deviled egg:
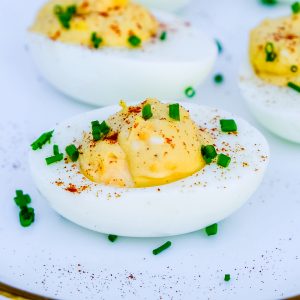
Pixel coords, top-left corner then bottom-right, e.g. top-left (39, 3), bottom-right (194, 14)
top-left (239, 6), bottom-right (300, 143)
top-left (28, 0), bottom-right (217, 106)
top-left (29, 99), bottom-right (269, 237)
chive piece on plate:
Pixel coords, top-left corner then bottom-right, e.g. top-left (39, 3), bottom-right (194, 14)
top-left (217, 154), bottom-right (231, 168)
top-left (19, 206), bottom-right (35, 227)
top-left (287, 81), bottom-right (300, 93)
top-left (66, 144), bottom-right (79, 162)
top-left (220, 119), bottom-right (237, 132)
top-left (128, 35), bottom-right (141, 47)
top-left (142, 104), bottom-right (153, 120)
top-left (14, 190), bottom-right (31, 209)
top-left (292, 2), bottom-right (300, 14)
top-left (224, 274), bottom-right (231, 282)
top-left (53, 144), bottom-right (60, 156)
top-left (31, 130), bottom-right (54, 150)
top-left (185, 86), bottom-right (196, 98)
top-left (108, 234), bottom-right (118, 242)
top-left (214, 74), bottom-right (224, 84)
top-left (215, 39), bottom-right (223, 54)
top-left (205, 223), bottom-right (218, 236)
top-left (45, 153), bottom-right (64, 165)
top-left (152, 241), bottom-right (172, 255)
top-left (169, 103), bottom-right (180, 121)
top-left (201, 145), bottom-right (217, 164)
top-left (160, 31), bottom-right (167, 41)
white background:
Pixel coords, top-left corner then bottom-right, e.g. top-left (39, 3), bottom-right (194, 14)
top-left (0, 0), bottom-right (299, 299)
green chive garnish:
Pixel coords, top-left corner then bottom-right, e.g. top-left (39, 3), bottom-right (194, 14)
top-left (142, 104), bottom-right (153, 120)
top-left (66, 144), bottom-right (79, 162)
top-left (19, 206), bottom-right (35, 227)
top-left (14, 190), bottom-right (31, 209)
top-left (31, 130), bottom-right (54, 150)
top-left (169, 103), bottom-right (180, 121)
top-left (215, 39), bottom-right (223, 54)
top-left (291, 65), bottom-right (298, 73)
top-left (224, 274), bottom-right (231, 282)
top-left (45, 145), bottom-right (64, 165)
top-left (201, 145), bottom-right (217, 164)
top-left (91, 120), bottom-right (110, 141)
top-left (108, 234), bottom-right (118, 242)
top-left (217, 154), bottom-right (231, 168)
top-left (214, 74), bottom-right (224, 84)
top-left (128, 35), bottom-right (141, 47)
top-left (205, 223), bottom-right (218, 236)
top-left (261, 0), bottom-right (277, 5)
top-left (91, 32), bottom-right (103, 49)
top-left (220, 119), bottom-right (237, 132)
top-left (53, 144), bottom-right (59, 155)
top-left (185, 86), bottom-right (196, 98)
top-left (152, 241), bottom-right (172, 255)
top-left (160, 31), bottom-right (167, 41)
top-left (54, 5), bottom-right (77, 29)
top-left (265, 42), bottom-right (277, 62)
top-left (287, 81), bottom-right (300, 93)
top-left (292, 2), bottom-right (300, 13)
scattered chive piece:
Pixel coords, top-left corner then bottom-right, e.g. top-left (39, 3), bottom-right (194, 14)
top-left (54, 4), bottom-right (77, 29)
top-left (265, 42), bottom-right (277, 62)
top-left (66, 144), bottom-right (79, 162)
top-left (169, 103), bottom-right (180, 121)
top-left (108, 234), bottom-right (118, 242)
top-left (217, 154), bottom-right (231, 168)
top-left (91, 32), bottom-right (103, 49)
top-left (205, 223), bottom-right (218, 236)
top-left (185, 86), bottom-right (196, 98)
top-left (287, 81), bottom-right (300, 93)
top-left (224, 274), bottom-right (231, 282)
top-left (220, 119), bottom-right (237, 132)
top-left (31, 130), bottom-right (54, 150)
top-left (53, 144), bottom-right (59, 156)
top-left (261, 0), bottom-right (277, 5)
top-left (45, 153), bottom-right (64, 165)
top-left (142, 104), bottom-right (153, 120)
top-left (19, 206), bottom-right (35, 227)
top-left (91, 120), bottom-right (110, 141)
top-left (128, 35), bottom-right (141, 47)
top-left (215, 39), bottom-right (223, 54)
top-left (291, 65), bottom-right (298, 73)
top-left (292, 2), bottom-right (300, 13)
top-left (14, 190), bottom-right (31, 209)
top-left (160, 31), bottom-right (167, 41)
top-left (214, 74), bottom-right (224, 84)
top-left (201, 145), bottom-right (217, 164)
top-left (152, 241), bottom-right (172, 255)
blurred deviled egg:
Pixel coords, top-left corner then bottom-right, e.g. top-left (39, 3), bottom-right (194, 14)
top-left (29, 99), bottom-right (269, 237)
top-left (239, 4), bottom-right (300, 143)
top-left (28, 0), bottom-right (217, 106)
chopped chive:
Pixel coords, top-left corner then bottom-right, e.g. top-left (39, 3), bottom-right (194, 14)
top-left (54, 4), bottom-right (77, 29)
top-left (45, 153), bottom-right (64, 165)
top-left (217, 154), bottom-right (231, 168)
top-left (66, 144), bottom-right (79, 162)
top-left (91, 120), bottom-right (110, 141)
top-left (287, 81), bottom-right (300, 93)
top-left (292, 2), bottom-right (300, 13)
top-left (215, 39), bottom-right (223, 54)
top-left (160, 31), bottom-right (167, 41)
top-left (214, 74), bottom-right (224, 84)
top-left (19, 206), bottom-right (35, 227)
top-left (205, 223), bottom-right (218, 236)
top-left (142, 104), bottom-right (153, 120)
top-left (91, 32), bottom-right (103, 49)
top-left (201, 145), bottom-right (217, 164)
top-left (224, 274), bottom-right (231, 282)
top-left (108, 234), bottom-right (118, 242)
top-left (261, 0), bottom-right (277, 5)
top-left (265, 42), bottom-right (277, 62)
top-left (185, 86), bottom-right (196, 98)
top-left (14, 190), bottom-right (31, 209)
top-left (128, 35), bottom-right (141, 47)
top-left (152, 241), bottom-right (172, 255)
top-left (99, 121), bottom-right (110, 135)
top-left (169, 103), bottom-right (180, 121)
top-left (53, 144), bottom-right (59, 155)
top-left (220, 119), bottom-right (237, 132)
top-left (291, 65), bottom-right (298, 73)
top-left (31, 130), bottom-right (54, 150)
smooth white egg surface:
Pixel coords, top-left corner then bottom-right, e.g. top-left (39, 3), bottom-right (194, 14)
top-left (27, 11), bottom-right (217, 106)
top-left (29, 102), bottom-right (269, 237)
top-left (239, 60), bottom-right (300, 144)
top-left (134, 0), bottom-right (190, 12)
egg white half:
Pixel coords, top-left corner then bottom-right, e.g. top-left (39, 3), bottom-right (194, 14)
top-left (134, 0), bottom-right (190, 12)
top-left (29, 103), bottom-right (269, 237)
top-left (27, 11), bottom-right (217, 106)
top-left (239, 60), bottom-right (300, 144)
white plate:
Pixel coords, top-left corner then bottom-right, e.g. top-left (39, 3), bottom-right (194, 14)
top-left (0, 0), bottom-right (299, 299)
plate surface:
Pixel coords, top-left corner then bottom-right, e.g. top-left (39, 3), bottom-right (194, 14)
top-left (0, 0), bottom-right (299, 299)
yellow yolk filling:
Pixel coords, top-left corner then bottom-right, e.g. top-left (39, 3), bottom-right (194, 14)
top-left (250, 14), bottom-right (300, 86)
top-left (79, 99), bottom-right (213, 188)
top-left (30, 0), bottom-right (158, 48)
